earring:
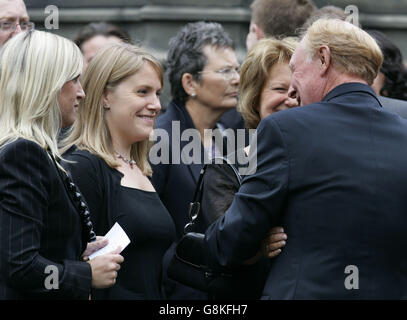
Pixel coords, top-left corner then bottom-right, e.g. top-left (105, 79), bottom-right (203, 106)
top-left (103, 104), bottom-right (110, 110)
top-left (191, 92), bottom-right (196, 98)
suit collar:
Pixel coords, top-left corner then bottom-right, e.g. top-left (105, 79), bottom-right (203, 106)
top-left (322, 82), bottom-right (383, 107)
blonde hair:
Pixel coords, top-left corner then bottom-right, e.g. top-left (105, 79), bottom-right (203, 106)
top-left (62, 43), bottom-right (163, 176)
top-left (0, 30), bottom-right (83, 159)
top-left (238, 37), bottom-right (297, 129)
top-left (304, 19), bottom-right (383, 85)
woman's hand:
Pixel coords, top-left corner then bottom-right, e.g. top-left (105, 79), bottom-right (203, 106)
top-left (261, 227), bottom-right (287, 258)
top-left (82, 236), bottom-right (109, 261)
top-left (87, 247), bottom-right (124, 289)
top-left (243, 227), bottom-right (287, 265)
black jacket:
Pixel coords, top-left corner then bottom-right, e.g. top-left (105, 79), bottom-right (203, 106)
top-left (0, 139), bottom-right (91, 300)
top-left (379, 96), bottom-right (407, 119)
top-left (206, 83), bottom-right (407, 299)
top-left (63, 148), bottom-right (123, 238)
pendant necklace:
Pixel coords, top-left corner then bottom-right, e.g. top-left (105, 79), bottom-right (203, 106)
top-left (116, 152), bottom-right (136, 169)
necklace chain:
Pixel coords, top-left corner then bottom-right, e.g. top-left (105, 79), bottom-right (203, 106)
top-left (116, 152), bottom-right (136, 169)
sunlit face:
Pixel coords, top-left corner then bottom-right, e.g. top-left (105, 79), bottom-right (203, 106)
top-left (193, 45), bottom-right (240, 111)
top-left (104, 62), bottom-right (162, 146)
top-left (288, 39), bottom-right (325, 106)
top-left (58, 77), bottom-right (85, 128)
top-left (258, 62), bottom-right (298, 119)
top-left (0, 0), bottom-right (29, 46)
top-left (81, 35), bottom-right (123, 71)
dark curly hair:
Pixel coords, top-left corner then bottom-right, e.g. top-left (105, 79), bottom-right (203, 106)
top-left (166, 21), bottom-right (234, 103)
top-left (367, 30), bottom-right (407, 101)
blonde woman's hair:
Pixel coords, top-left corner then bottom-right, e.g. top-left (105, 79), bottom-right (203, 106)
top-left (303, 19), bottom-right (383, 85)
top-left (0, 30), bottom-right (83, 159)
top-left (62, 43), bottom-right (163, 176)
top-left (238, 37), bottom-right (297, 129)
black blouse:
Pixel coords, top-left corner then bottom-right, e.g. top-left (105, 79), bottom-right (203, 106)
top-left (111, 187), bottom-right (175, 299)
top-left (63, 148), bottom-right (176, 300)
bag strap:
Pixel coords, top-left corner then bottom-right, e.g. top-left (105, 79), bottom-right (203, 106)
top-left (184, 157), bottom-right (242, 233)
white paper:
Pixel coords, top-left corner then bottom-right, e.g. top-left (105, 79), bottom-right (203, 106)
top-left (89, 222), bottom-right (131, 260)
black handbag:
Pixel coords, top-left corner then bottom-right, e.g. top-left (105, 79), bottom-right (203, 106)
top-left (167, 157), bottom-right (242, 296)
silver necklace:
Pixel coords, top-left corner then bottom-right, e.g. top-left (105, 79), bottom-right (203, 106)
top-left (116, 152), bottom-right (136, 169)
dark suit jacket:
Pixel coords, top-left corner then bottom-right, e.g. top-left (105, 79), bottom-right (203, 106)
top-left (205, 83), bottom-right (407, 299)
top-left (0, 139), bottom-right (92, 300)
top-left (379, 96), bottom-right (407, 119)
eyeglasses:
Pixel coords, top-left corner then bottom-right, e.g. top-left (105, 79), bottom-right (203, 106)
top-left (198, 67), bottom-right (240, 81)
top-left (0, 21), bottom-right (35, 32)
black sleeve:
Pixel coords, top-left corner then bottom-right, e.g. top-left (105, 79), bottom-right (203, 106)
top-left (63, 152), bottom-right (105, 236)
top-left (0, 139), bottom-right (91, 299)
top-left (205, 117), bottom-right (289, 266)
top-left (199, 164), bottom-right (240, 231)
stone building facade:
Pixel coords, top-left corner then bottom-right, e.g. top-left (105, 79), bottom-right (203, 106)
top-left (25, 0), bottom-right (407, 106)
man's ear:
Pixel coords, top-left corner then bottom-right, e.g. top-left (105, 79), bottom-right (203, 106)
top-left (181, 73), bottom-right (197, 97)
top-left (318, 45), bottom-right (331, 76)
top-left (253, 23), bottom-right (264, 41)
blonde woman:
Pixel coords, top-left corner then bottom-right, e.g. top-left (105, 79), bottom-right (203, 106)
top-left (0, 31), bottom-right (123, 300)
top-left (62, 43), bottom-right (176, 300)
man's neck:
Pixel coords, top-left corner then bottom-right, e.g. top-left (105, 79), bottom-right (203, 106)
top-left (323, 71), bottom-right (369, 98)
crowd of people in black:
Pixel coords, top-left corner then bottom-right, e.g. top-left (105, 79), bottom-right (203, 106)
top-left (1, 0), bottom-right (407, 300)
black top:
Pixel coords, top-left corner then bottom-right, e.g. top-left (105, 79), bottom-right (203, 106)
top-left (0, 139), bottom-right (92, 300)
top-left (111, 186), bottom-right (175, 299)
top-left (63, 149), bottom-right (176, 300)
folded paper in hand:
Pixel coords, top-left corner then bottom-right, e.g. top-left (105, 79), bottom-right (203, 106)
top-left (89, 222), bottom-right (130, 260)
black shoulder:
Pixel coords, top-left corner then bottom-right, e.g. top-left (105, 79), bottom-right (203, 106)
top-left (0, 138), bottom-right (50, 163)
top-left (62, 148), bottom-right (101, 174)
